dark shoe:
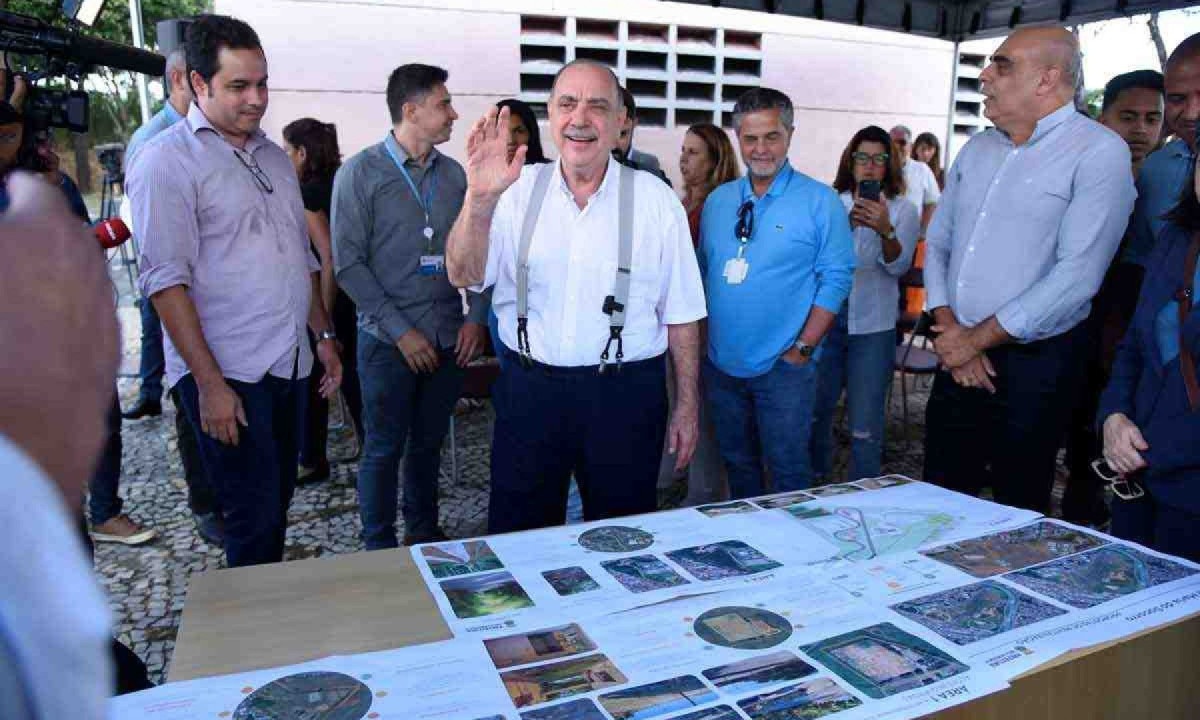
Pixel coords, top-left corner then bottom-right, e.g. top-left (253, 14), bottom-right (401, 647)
top-left (296, 459), bottom-right (331, 486)
top-left (121, 398), bottom-right (162, 420)
top-left (403, 529), bottom-right (449, 546)
top-left (194, 512), bottom-right (224, 547)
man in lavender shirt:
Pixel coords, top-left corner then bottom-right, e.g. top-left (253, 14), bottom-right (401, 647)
top-left (126, 14), bottom-right (342, 568)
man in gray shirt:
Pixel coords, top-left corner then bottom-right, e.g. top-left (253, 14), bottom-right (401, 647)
top-left (332, 64), bottom-right (488, 549)
top-left (923, 27), bottom-right (1136, 514)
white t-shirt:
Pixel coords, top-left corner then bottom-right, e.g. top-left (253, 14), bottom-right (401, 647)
top-left (478, 157), bottom-right (707, 367)
top-left (902, 159), bottom-right (941, 215)
top-left (0, 434), bottom-right (112, 720)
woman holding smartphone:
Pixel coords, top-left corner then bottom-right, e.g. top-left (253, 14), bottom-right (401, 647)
top-left (811, 126), bottom-right (919, 482)
top-left (1098, 157), bottom-right (1200, 562)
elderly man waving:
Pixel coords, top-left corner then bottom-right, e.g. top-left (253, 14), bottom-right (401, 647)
top-left (446, 60), bottom-right (707, 533)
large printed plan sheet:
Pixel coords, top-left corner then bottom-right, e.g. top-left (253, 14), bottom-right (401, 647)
top-left (409, 479), bottom-right (1041, 636)
top-left (111, 478), bottom-right (1200, 720)
top-left (469, 573), bottom-right (1007, 720)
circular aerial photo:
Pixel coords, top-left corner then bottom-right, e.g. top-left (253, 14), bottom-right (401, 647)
top-left (577, 525), bottom-right (654, 553)
top-left (693, 606), bottom-right (794, 650)
top-left (233, 671), bottom-right (373, 720)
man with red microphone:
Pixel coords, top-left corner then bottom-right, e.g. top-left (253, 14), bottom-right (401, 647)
top-left (0, 103), bottom-right (159, 544)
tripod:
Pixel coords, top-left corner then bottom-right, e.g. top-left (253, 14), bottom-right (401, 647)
top-left (98, 168), bottom-right (138, 294)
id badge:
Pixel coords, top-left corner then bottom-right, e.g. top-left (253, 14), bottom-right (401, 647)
top-left (419, 254), bottom-right (446, 276)
top-left (723, 257), bottom-right (749, 285)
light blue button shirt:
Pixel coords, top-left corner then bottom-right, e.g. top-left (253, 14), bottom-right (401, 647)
top-left (124, 101), bottom-right (184, 173)
top-left (924, 103), bottom-right (1137, 342)
top-left (1125, 138), bottom-right (1194, 267)
top-left (699, 162), bottom-right (856, 378)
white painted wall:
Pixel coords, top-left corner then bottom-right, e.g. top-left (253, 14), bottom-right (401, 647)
top-left (214, 0), bottom-right (955, 185)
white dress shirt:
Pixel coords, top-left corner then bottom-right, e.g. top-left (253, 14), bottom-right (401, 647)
top-left (924, 103), bottom-right (1137, 342)
top-left (0, 434), bottom-right (111, 720)
top-left (838, 192), bottom-right (920, 335)
top-left (478, 157), bottom-right (707, 367)
top-left (901, 159), bottom-right (941, 214)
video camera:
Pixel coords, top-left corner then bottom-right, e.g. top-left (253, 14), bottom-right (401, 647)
top-left (0, 0), bottom-right (164, 134)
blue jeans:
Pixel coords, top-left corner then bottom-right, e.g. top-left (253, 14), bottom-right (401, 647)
top-left (704, 356), bottom-right (817, 498)
top-left (137, 297), bottom-right (165, 403)
top-left (87, 395), bottom-right (124, 525)
top-left (356, 331), bottom-right (463, 549)
top-left (811, 320), bottom-right (895, 482)
top-left (176, 373), bottom-right (303, 567)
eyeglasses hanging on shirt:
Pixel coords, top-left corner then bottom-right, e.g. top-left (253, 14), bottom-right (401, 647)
top-left (724, 199), bottom-right (755, 285)
top-left (232, 147), bottom-right (274, 194)
top-left (384, 132), bottom-right (444, 277)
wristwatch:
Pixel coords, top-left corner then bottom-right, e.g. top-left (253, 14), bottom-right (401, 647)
top-left (883, 228), bottom-right (897, 241)
top-left (793, 341), bottom-right (815, 359)
top-left (318, 330), bottom-right (337, 343)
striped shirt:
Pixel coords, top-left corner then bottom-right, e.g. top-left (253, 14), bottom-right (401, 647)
top-left (127, 103), bottom-right (319, 388)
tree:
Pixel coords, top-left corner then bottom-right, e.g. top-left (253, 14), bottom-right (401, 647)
top-left (1147, 13), bottom-right (1168, 70)
top-left (1083, 88), bottom-right (1104, 118)
top-left (1145, 9), bottom-right (1200, 71)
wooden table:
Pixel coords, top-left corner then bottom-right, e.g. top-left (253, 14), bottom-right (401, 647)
top-left (171, 547), bottom-right (1200, 719)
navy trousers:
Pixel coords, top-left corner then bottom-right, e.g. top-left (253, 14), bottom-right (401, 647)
top-left (176, 373), bottom-right (303, 567)
top-left (87, 395), bottom-right (124, 525)
top-left (488, 350), bottom-right (669, 534)
top-left (1112, 490), bottom-right (1200, 563)
top-left (924, 322), bottom-right (1089, 514)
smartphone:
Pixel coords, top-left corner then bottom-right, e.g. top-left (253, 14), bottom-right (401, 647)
top-left (858, 180), bottom-right (881, 202)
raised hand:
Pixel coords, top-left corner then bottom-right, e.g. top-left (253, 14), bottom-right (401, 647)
top-left (465, 105), bottom-right (526, 199)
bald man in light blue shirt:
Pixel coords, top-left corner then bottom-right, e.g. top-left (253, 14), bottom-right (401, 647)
top-left (923, 28), bottom-right (1136, 514)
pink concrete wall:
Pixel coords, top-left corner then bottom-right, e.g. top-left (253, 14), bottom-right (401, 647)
top-left (217, 0), bottom-right (521, 165)
top-left (215, 0), bottom-right (953, 186)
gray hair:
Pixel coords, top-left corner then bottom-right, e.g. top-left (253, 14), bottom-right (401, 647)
top-left (550, 59), bottom-right (621, 106)
top-left (166, 49), bottom-right (187, 74)
top-left (731, 87), bottom-right (794, 131)
top-left (890, 124), bottom-right (912, 140)
top-left (1064, 49), bottom-right (1083, 92)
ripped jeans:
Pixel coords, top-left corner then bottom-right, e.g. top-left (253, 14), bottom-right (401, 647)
top-left (810, 316), bottom-right (895, 482)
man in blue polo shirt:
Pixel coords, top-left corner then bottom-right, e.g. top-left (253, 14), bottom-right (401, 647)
top-left (698, 87), bottom-right (855, 498)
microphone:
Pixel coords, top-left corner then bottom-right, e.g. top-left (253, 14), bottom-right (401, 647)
top-left (93, 217), bottom-right (131, 249)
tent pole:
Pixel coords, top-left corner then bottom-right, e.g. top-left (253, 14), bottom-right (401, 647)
top-left (944, 38), bottom-right (960, 165)
top-left (129, 0), bottom-right (152, 126)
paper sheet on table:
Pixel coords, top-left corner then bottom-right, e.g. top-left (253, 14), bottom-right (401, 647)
top-left (107, 643), bottom-right (518, 720)
top-left (889, 518), bottom-right (1200, 680)
top-left (470, 572), bottom-right (1009, 720)
top-left (409, 502), bottom-right (838, 635)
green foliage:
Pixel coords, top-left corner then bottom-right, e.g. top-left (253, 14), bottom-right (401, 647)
top-left (3, 0), bottom-right (208, 141)
top-left (1083, 88), bottom-right (1104, 119)
top-left (3, 0), bottom-right (210, 47)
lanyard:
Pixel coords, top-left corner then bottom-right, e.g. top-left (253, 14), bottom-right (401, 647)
top-left (384, 133), bottom-right (439, 252)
